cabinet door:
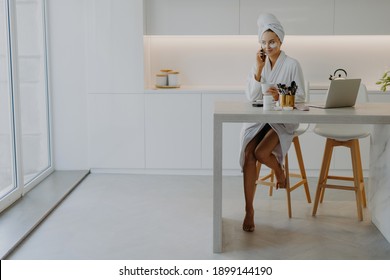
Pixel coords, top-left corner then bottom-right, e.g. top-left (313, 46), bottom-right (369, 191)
top-left (287, 130), bottom-right (328, 172)
top-left (239, 0), bottom-right (334, 35)
top-left (202, 93), bottom-right (247, 170)
top-left (368, 94), bottom-right (390, 103)
top-left (145, 0), bottom-right (239, 35)
top-left (88, 94), bottom-right (145, 169)
top-left (145, 94), bottom-right (201, 169)
top-left (333, 136), bottom-right (370, 175)
top-left (334, 0), bottom-right (390, 35)
top-left (86, 0), bottom-right (144, 93)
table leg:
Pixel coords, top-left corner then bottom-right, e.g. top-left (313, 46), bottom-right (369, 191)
top-left (213, 117), bottom-right (223, 253)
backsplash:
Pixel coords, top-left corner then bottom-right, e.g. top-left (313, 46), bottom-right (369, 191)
top-left (144, 35), bottom-right (390, 91)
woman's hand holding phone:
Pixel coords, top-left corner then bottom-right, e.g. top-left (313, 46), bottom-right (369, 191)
top-left (260, 48), bottom-right (266, 61)
top-left (255, 48), bottom-right (266, 81)
top-left (257, 48), bottom-right (266, 63)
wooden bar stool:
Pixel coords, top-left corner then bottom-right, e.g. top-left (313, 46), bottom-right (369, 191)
top-left (256, 125), bottom-right (312, 218)
top-left (311, 137), bottom-right (368, 220)
top-left (312, 84), bottom-right (370, 221)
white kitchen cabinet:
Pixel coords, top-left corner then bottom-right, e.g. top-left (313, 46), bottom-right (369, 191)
top-left (287, 130), bottom-right (327, 172)
top-left (334, 0), bottom-right (390, 35)
top-left (333, 136), bottom-right (370, 172)
top-left (86, 0), bottom-right (144, 93)
top-left (201, 93), bottom-right (246, 170)
top-left (367, 93), bottom-right (390, 103)
top-left (88, 94), bottom-right (145, 169)
top-left (145, 93), bottom-right (201, 169)
top-left (144, 0), bottom-right (239, 35)
top-left (144, 0), bottom-right (390, 36)
top-left (239, 0), bottom-right (334, 35)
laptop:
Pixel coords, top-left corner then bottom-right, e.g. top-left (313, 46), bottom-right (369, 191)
top-left (309, 79), bottom-right (361, 109)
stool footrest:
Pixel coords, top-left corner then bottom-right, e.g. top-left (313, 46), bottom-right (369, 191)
top-left (255, 180), bottom-right (275, 187)
top-left (327, 175), bottom-right (354, 182)
top-left (259, 174), bottom-right (274, 181)
top-left (289, 173), bottom-right (303, 179)
top-left (319, 184), bottom-right (356, 191)
top-left (290, 180), bottom-right (307, 192)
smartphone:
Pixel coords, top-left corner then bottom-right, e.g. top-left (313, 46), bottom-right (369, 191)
top-left (260, 48), bottom-right (266, 62)
top-left (252, 101), bottom-right (263, 107)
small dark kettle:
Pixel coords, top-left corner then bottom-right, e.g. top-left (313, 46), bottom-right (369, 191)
top-left (329, 69), bottom-right (347, 80)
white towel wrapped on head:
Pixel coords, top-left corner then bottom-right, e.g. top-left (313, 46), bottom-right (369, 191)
top-left (257, 13), bottom-right (285, 43)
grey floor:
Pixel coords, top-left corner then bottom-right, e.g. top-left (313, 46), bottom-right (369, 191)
top-left (5, 173), bottom-right (390, 259)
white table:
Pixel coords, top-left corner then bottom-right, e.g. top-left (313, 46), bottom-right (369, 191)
top-left (213, 101), bottom-right (390, 253)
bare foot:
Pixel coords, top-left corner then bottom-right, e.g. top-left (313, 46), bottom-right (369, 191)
top-left (275, 165), bottom-right (286, 189)
top-left (242, 210), bottom-right (255, 232)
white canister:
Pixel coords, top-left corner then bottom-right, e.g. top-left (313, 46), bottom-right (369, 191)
top-left (261, 83), bottom-right (275, 110)
top-left (263, 94), bottom-right (274, 111)
top-left (156, 74), bottom-right (168, 86)
top-left (168, 71), bottom-right (180, 87)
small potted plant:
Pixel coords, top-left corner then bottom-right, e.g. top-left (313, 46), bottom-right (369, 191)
top-left (376, 71), bottom-right (390, 92)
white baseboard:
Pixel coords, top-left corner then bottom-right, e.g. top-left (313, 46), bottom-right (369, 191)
top-left (90, 168), bottom-right (369, 178)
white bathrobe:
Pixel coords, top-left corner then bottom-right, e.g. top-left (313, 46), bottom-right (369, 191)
top-left (239, 51), bottom-right (305, 168)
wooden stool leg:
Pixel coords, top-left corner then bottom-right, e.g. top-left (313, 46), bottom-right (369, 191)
top-left (256, 161), bottom-right (275, 196)
top-left (313, 138), bottom-right (334, 216)
top-left (285, 154), bottom-right (292, 218)
top-left (351, 140), bottom-right (363, 221)
top-left (293, 136), bottom-right (311, 203)
top-left (361, 185), bottom-right (367, 208)
top-left (355, 140), bottom-right (367, 208)
top-left (269, 170), bottom-right (274, 196)
top-left (319, 139), bottom-right (334, 203)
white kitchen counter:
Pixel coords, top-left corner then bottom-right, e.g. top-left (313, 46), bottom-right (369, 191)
top-left (213, 101), bottom-right (390, 253)
top-left (144, 85), bottom-right (246, 94)
top-left (144, 85), bottom-right (386, 95)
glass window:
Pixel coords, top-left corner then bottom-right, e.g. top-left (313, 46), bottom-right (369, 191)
top-left (0, 0), bottom-right (52, 212)
top-left (0, 0), bottom-right (16, 198)
top-left (15, 0), bottom-right (51, 186)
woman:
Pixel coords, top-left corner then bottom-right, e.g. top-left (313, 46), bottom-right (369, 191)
top-left (240, 13), bottom-right (305, 232)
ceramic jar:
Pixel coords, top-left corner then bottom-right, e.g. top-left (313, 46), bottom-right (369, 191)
top-left (156, 74), bottom-right (168, 86)
top-left (168, 71), bottom-right (180, 87)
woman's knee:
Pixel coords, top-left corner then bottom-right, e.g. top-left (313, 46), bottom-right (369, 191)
top-left (244, 149), bottom-right (257, 165)
top-left (254, 146), bottom-right (268, 163)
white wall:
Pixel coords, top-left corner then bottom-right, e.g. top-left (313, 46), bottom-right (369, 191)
top-left (146, 35), bottom-right (390, 91)
top-left (47, 0), bottom-right (88, 169)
